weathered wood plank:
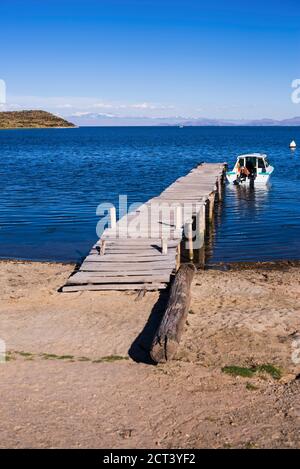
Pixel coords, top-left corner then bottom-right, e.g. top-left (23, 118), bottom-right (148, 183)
top-left (94, 240), bottom-right (180, 248)
top-left (90, 248), bottom-right (177, 256)
top-left (66, 274), bottom-right (171, 285)
top-left (63, 283), bottom-right (167, 292)
top-left (69, 269), bottom-right (172, 277)
top-left (80, 261), bottom-right (176, 272)
top-left (85, 253), bottom-right (175, 263)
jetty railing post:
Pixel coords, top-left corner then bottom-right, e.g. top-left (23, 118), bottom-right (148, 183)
top-left (200, 203), bottom-right (206, 246)
top-left (175, 205), bottom-right (182, 230)
top-left (193, 204), bottom-right (206, 267)
top-left (218, 176), bottom-right (222, 201)
top-left (208, 193), bottom-right (215, 222)
top-left (223, 164), bottom-right (228, 182)
top-left (176, 243), bottom-right (181, 271)
top-left (185, 218), bottom-right (194, 261)
top-left (175, 206), bottom-right (182, 270)
top-left (109, 206), bottom-right (117, 230)
top-left (161, 236), bottom-right (168, 255)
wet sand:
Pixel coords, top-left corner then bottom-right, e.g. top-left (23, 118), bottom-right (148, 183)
top-left (0, 260), bottom-right (300, 448)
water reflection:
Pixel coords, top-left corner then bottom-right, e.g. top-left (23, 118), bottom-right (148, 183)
top-left (230, 185), bottom-right (270, 231)
top-left (210, 177), bottom-right (300, 263)
top-left (226, 183), bottom-right (270, 206)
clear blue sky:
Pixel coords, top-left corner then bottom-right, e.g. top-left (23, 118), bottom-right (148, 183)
top-left (0, 0), bottom-right (299, 121)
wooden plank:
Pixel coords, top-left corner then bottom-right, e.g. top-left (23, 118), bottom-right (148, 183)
top-left (66, 274), bottom-right (171, 285)
top-left (63, 283), bottom-right (167, 292)
top-left (80, 261), bottom-right (176, 272)
top-left (69, 269), bottom-right (172, 277)
top-left (95, 239), bottom-right (180, 247)
top-left (101, 230), bottom-right (182, 238)
top-left (92, 247), bottom-right (179, 253)
top-left (90, 248), bottom-right (177, 255)
top-left (84, 254), bottom-right (176, 262)
top-left (157, 198), bottom-right (209, 202)
top-left (95, 246), bottom-right (178, 252)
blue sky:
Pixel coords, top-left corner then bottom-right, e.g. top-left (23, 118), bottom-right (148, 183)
top-left (0, 0), bottom-right (299, 122)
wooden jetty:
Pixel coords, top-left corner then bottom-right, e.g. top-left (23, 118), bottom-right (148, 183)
top-left (62, 162), bottom-right (226, 292)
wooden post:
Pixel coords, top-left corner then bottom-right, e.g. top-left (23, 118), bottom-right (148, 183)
top-left (109, 206), bottom-right (117, 230)
top-left (223, 165), bottom-right (227, 182)
top-left (193, 204), bottom-right (206, 267)
top-left (209, 193), bottom-right (215, 221)
top-left (218, 176), bottom-right (222, 201)
top-left (161, 236), bottom-right (168, 255)
top-left (175, 205), bottom-right (182, 230)
top-left (197, 246), bottom-right (206, 268)
top-left (185, 218), bottom-right (193, 261)
top-left (150, 264), bottom-right (196, 363)
top-left (176, 243), bottom-right (181, 271)
top-left (197, 203), bottom-right (206, 249)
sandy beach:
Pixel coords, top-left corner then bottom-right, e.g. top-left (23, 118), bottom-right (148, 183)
top-left (0, 259), bottom-right (300, 448)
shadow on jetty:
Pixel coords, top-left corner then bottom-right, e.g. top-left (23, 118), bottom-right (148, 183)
top-left (128, 289), bottom-right (169, 365)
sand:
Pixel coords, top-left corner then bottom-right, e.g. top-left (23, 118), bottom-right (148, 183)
top-left (0, 259), bottom-right (300, 448)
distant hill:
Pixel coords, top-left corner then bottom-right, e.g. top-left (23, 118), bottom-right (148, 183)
top-left (68, 112), bottom-right (300, 127)
top-left (179, 116), bottom-right (300, 127)
top-left (0, 110), bottom-right (75, 129)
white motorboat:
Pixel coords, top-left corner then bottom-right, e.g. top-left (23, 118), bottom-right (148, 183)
top-left (226, 153), bottom-right (274, 185)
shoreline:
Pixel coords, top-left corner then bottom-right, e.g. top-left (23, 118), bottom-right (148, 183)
top-left (0, 258), bottom-right (76, 266)
top-left (207, 259), bottom-right (300, 270)
top-left (0, 126), bottom-right (78, 130)
top-left (1, 257), bottom-right (300, 270)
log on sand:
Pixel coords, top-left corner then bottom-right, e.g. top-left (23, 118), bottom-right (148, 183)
top-left (150, 263), bottom-right (196, 363)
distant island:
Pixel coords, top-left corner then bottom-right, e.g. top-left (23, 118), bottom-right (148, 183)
top-left (0, 110), bottom-right (75, 129)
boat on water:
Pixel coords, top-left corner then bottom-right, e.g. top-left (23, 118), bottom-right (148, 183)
top-left (226, 153), bottom-right (274, 185)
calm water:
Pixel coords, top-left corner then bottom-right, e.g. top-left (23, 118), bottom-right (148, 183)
top-left (0, 126), bottom-right (299, 263)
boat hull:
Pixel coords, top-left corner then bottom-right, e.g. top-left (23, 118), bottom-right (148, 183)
top-left (226, 168), bottom-right (274, 185)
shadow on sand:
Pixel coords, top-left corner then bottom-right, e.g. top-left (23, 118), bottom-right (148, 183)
top-left (128, 289), bottom-right (169, 365)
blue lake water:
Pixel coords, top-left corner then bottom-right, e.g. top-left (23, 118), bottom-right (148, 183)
top-left (0, 126), bottom-right (299, 263)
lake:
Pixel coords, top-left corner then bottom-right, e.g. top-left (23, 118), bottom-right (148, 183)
top-left (0, 126), bottom-right (299, 264)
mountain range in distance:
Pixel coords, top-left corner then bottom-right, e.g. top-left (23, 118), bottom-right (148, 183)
top-left (177, 116), bottom-right (300, 127)
top-left (1, 110), bottom-right (300, 128)
top-left (68, 113), bottom-right (300, 127)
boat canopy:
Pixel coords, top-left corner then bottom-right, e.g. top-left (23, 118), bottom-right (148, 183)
top-left (235, 154), bottom-right (270, 171)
